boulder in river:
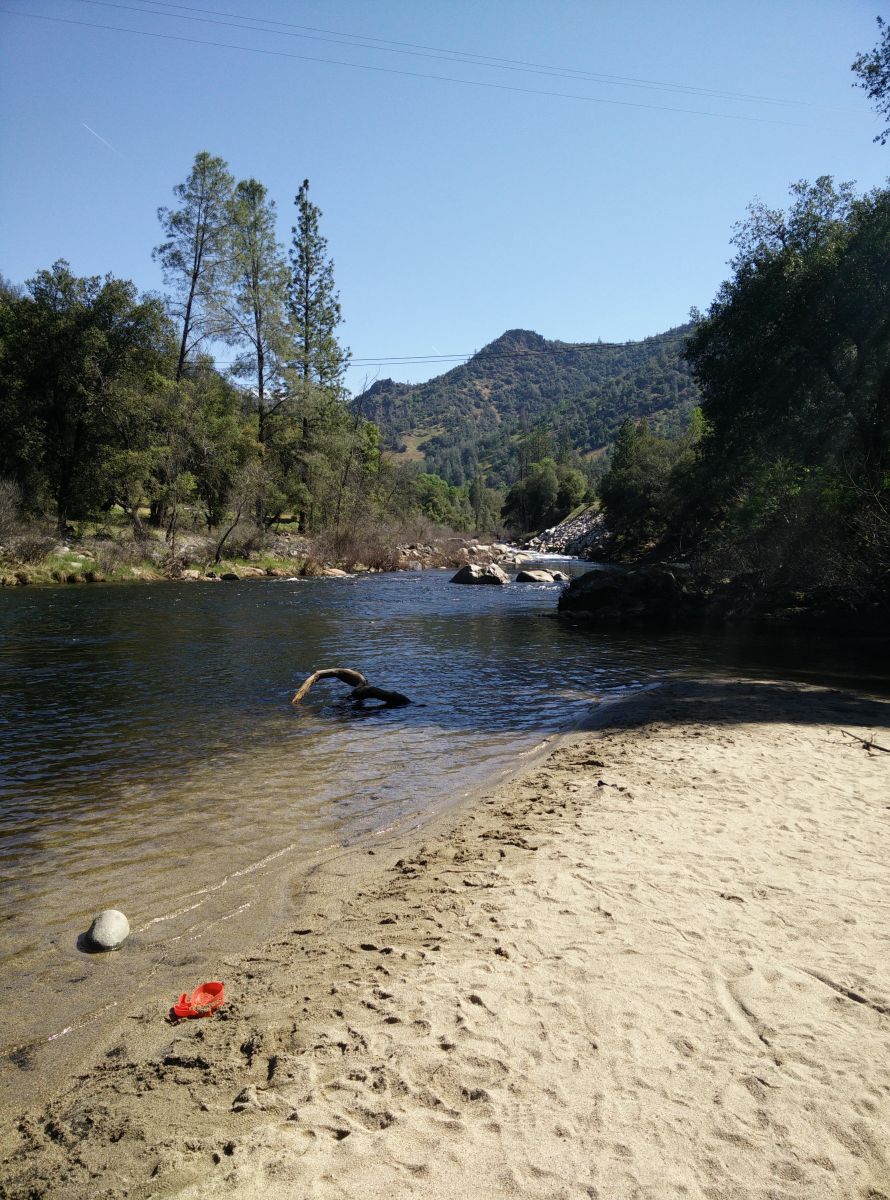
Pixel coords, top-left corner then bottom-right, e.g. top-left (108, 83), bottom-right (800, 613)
top-left (450, 563), bottom-right (510, 586)
top-left (515, 569), bottom-right (555, 583)
top-left (557, 564), bottom-right (684, 624)
top-left (86, 909), bottom-right (130, 951)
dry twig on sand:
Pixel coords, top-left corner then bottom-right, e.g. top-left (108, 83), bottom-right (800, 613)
top-left (839, 728), bottom-right (890, 754)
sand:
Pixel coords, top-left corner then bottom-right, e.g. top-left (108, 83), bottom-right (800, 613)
top-left (2, 677), bottom-right (889, 1199)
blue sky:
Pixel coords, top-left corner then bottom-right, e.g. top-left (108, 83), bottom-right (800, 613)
top-left (1, 0), bottom-right (887, 395)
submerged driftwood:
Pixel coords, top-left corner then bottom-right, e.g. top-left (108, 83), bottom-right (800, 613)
top-left (292, 667), bottom-right (411, 708)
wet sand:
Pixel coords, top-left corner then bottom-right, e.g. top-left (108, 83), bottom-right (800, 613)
top-left (2, 678), bottom-right (889, 1199)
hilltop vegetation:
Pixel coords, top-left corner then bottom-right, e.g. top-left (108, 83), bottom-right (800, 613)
top-left (357, 325), bottom-right (700, 487)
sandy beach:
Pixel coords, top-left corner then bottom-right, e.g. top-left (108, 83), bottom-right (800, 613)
top-left (2, 677), bottom-right (889, 1199)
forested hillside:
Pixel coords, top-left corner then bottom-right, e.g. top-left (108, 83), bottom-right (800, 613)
top-left (355, 325), bottom-right (700, 485)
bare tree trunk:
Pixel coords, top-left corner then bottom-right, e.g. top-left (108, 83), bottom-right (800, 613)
top-left (176, 230), bottom-right (205, 382)
top-left (214, 499), bottom-right (245, 564)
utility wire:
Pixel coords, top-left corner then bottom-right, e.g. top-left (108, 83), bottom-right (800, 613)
top-left (2, 8), bottom-right (800, 126)
top-left (74, 0), bottom-right (820, 110)
top-left (206, 341), bottom-right (671, 368)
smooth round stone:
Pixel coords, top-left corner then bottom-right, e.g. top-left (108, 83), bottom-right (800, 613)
top-left (87, 909), bottom-right (130, 951)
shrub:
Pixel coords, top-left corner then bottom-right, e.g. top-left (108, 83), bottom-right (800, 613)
top-left (313, 527), bottom-right (402, 572)
top-left (91, 540), bottom-right (143, 576)
top-left (8, 533), bottom-right (56, 564)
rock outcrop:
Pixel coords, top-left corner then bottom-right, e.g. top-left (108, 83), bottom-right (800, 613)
top-left (558, 564), bottom-right (888, 630)
top-left (525, 508), bottom-right (607, 558)
top-left (557, 565), bottom-right (689, 624)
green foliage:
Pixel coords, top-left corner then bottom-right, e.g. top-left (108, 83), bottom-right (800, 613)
top-left (597, 419), bottom-right (698, 551)
top-left (410, 473), bottom-right (473, 531)
top-left (556, 467), bottom-right (587, 514)
top-left (688, 179), bottom-right (890, 489)
top-left (468, 474), bottom-right (504, 533)
top-left (852, 16), bottom-right (890, 145)
top-left (0, 260), bottom-right (175, 529)
top-left (681, 177), bottom-right (890, 595)
top-left (0, 153), bottom-right (708, 558)
top-left (502, 456), bottom-right (590, 533)
top-left (184, 363), bottom-right (255, 527)
top-left (3, 157), bottom-right (470, 551)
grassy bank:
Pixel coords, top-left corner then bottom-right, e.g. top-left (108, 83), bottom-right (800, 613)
top-left (0, 515), bottom-right (477, 588)
top-left (0, 528), bottom-right (309, 587)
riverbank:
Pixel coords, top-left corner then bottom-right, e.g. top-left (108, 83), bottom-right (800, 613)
top-left (2, 678), bottom-right (889, 1199)
top-left (0, 526), bottom-right (530, 587)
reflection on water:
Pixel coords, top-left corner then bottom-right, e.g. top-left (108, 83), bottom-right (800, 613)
top-left (1, 568), bottom-right (888, 1073)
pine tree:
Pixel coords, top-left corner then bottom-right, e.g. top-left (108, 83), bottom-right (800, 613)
top-left (287, 180), bottom-right (349, 390)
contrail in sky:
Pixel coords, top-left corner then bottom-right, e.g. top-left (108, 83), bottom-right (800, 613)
top-left (81, 122), bottom-right (121, 155)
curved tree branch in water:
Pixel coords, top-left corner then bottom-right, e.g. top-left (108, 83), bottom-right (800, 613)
top-left (292, 668), bottom-right (411, 708)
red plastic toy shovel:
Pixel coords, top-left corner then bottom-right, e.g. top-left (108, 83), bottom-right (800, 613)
top-left (171, 981), bottom-right (225, 1019)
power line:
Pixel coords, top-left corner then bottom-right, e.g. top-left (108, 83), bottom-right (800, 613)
top-left (205, 340), bottom-right (672, 368)
top-left (74, 0), bottom-right (821, 110)
top-left (2, 8), bottom-right (800, 126)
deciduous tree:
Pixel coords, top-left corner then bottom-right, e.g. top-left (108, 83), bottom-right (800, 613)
top-left (852, 16), bottom-right (890, 145)
top-left (154, 151), bottom-right (234, 381)
top-left (218, 178), bottom-right (291, 445)
top-left (0, 261), bottom-right (174, 530)
top-left (687, 178), bottom-right (890, 487)
top-left (684, 178), bottom-right (890, 591)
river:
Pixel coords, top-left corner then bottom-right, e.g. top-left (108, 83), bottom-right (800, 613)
top-left (1, 565), bottom-right (888, 1103)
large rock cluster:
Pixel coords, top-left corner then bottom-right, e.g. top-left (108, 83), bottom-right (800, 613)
top-left (557, 564), bottom-right (693, 624)
top-left (556, 564), bottom-right (882, 629)
top-left (525, 508), bottom-right (607, 558)
top-left (450, 563), bottom-right (568, 586)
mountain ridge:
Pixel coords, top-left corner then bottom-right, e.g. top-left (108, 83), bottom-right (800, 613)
top-left (354, 323), bottom-right (700, 486)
